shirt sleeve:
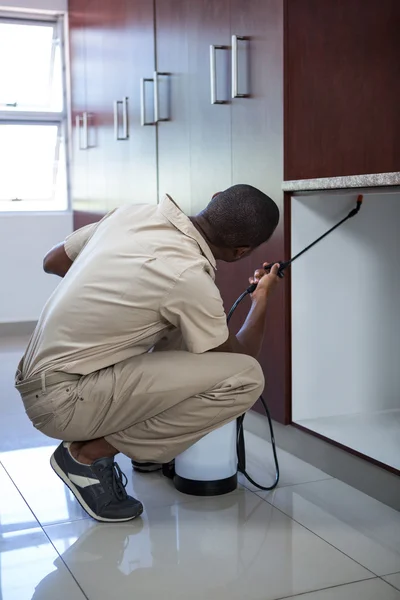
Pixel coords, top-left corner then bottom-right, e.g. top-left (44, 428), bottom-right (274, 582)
top-left (160, 268), bottom-right (229, 354)
top-left (64, 223), bottom-right (98, 261)
top-left (64, 209), bottom-right (117, 261)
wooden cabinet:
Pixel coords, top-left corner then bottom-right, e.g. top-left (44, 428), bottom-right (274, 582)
top-left (70, 0), bottom-right (400, 210)
top-left (101, 0), bottom-right (127, 211)
top-left (85, 0), bottom-right (107, 212)
top-left (155, 0), bottom-right (191, 213)
top-left (125, 0), bottom-right (158, 206)
top-left (214, 0), bottom-right (287, 423)
top-left (285, 0), bottom-right (400, 180)
top-left (233, 0), bottom-right (287, 423)
top-left (68, 0), bottom-right (400, 427)
top-left (69, 0), bottom-right (109, 212)
top-left (69, 0), bottom-right (157, 213)
top-left (188, 0), bottom-right (232, 215)
top-left (69, 0), bottom-right (288, 422)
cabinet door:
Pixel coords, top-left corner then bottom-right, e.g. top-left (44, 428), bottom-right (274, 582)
top-left (216, 0), bottom-right (288, 423)
top-left (230, 0), bottom-right (283, 198)
top-left (155, 0), bottom-right (191, 214)
top-left (69, 0), bottom-right (88, 210)
top-left (84, 0), bottom-right (107, 213)
top-left (285, 0), bottom-right (400, 180)
top-left (125, 0), bottom-right (157, 205)
top-left (188, 0), bottom-right (231, 215)
top-left (101, 0), bottom-right (130, 210)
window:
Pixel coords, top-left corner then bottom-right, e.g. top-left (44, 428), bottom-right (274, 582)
top-left (0, 16), bottom-right (68, 211)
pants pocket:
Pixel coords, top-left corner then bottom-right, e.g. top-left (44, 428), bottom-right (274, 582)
top-left (21, 382), bottom-right (80, 434)
top-left (23, 396), bottom-right (54, 429)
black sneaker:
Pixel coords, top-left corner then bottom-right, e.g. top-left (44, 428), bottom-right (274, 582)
top-left (50, 442), bottom-right (143, 522)
top-left (132, 459), bottom-right (175, 480)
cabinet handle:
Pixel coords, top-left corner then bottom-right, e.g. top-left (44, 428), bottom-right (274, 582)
top-left (113, 101), bottom-right (120, 140)
top-left (82, 111), bottom-right (89, 149)
top-left (76, 114), bottom-right (85, 150)
top-left (153, 71), bottom-right (169, 123)
top-left (114, 98), bottom-right (129, 140)
top-left (231, 35), bottom-right (246, 99)
top-left (122, 96), bottom-right (129, 139)
top-left (140, 78), bottom-right (155, 126)
top-left (210, 45), bottom-right (226, 105)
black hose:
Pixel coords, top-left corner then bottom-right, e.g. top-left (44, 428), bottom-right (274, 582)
top-left (227, 295), bottom-right (279, 491)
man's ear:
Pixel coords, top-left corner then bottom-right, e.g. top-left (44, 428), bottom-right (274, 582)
top-left (212, 191), bottom-right (222, 200)
top-left (234, 246), bottom-right (252, 260)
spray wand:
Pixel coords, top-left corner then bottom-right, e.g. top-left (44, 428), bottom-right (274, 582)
top-left (247, 194), bottom-right (364, 293)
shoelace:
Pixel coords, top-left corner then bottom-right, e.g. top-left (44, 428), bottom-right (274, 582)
top-left (104, 461), bottom-right (128, 502)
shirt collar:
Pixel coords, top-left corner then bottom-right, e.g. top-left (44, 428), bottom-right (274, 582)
top-left (158, 195), bottom-right (217, 270)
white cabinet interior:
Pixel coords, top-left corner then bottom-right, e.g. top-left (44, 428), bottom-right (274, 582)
top-left (291, 188), bottom-right (400, 471)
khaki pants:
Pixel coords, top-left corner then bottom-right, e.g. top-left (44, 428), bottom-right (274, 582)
top-left (17, 349), bottom-right (264, 463)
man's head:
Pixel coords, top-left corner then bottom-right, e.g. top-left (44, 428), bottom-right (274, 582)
top-left (191, 184), bottom-right (279, 262)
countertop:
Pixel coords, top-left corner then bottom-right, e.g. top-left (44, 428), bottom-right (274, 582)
top-left (282, 171), bottom-right (400, 193)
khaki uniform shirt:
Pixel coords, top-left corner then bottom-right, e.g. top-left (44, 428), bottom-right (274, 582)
top-left (22, 196), bottom-right (229, 378)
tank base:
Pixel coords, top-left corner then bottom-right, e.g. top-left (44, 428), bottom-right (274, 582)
top-left (173, 473), bottom-right (237, 496)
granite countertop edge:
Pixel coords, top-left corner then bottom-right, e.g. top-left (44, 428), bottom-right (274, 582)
top-left (282, 171), bottom-right (400, 192)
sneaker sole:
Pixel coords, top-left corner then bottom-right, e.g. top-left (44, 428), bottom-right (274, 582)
top-left (50, 453), bottom-right (143, 523)
top-left (132, 464), bottom-right (162, 473)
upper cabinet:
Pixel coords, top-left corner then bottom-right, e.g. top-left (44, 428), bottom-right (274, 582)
top-left (69, 0), bottom-right (158, 212)
top-left (69, 0), bottom-right (400, 215)
top-left (285, 0), bottom-right (400, 181)
top-left (69, 0), bottom-right (285, 215)
top-left (155, 0), bottom-right (192, 214)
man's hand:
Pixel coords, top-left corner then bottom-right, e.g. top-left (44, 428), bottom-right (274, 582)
top-left (211, 262), bottom-right (282, 358)
top-left (249, 262), bottom-right (281, 300)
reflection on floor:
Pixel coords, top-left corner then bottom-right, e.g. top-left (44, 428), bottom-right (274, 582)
top-left (1, 335), bottom-right (400, 600)
top-left (296, 410), bottom-right (400, 471)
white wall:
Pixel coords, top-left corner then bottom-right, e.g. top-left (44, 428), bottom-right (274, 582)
top-left (0, 212), bottom-right (73, 322)
top-left (291, 189), bottom-right (400, 420)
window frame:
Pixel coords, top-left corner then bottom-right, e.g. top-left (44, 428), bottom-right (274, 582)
top-left (0, 13), bottom-right (70, 213)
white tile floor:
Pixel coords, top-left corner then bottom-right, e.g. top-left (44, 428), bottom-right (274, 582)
top-left (1, 337), bottom-right (400, 600)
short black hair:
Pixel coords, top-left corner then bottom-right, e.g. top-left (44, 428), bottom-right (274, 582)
top-left (201, 184), bottom-right (279, 248)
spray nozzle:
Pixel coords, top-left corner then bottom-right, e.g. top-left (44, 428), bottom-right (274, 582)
top-left (347, 194), bottom-right (363, 218)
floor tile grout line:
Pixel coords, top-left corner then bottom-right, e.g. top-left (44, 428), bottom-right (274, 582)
top-left (381, 571), bottom-right (400, 578)
top-left (277, 476), bottom-right (334, 488)
top-left (0, 460), bottom-right (89, 598)
top-left (240, 476), bottom-right (334, 493)
top-left (1, 452), bottom-right (237, 529)
top-left (38, 488), bottom-right (252, 599)
top-left (378, 575), bottom-right (400, 593)
top-left (272, 576), bottom-right (381, 600)
top-left (242, 483), bottom-right (380, 579)
top-left (42, 487), bottom-right (249, 532)
top-left (0, 460), bottom-right (45, 529)
top-left (41, 526), bottom-right (90, 600)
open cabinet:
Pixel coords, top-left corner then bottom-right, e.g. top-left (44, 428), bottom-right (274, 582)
top-left (290, 188), bottom-right (400, 473)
